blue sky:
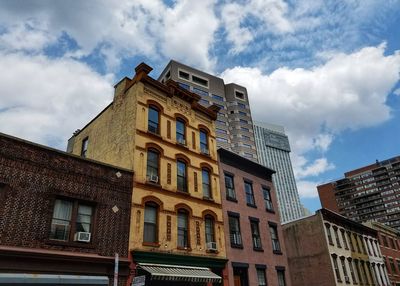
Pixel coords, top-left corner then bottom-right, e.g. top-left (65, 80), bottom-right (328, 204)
top-left (0, 0), bottom-right (399, 213)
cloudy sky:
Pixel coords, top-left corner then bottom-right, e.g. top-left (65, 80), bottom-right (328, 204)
top-left (0, 0), bottom-right (399, 212)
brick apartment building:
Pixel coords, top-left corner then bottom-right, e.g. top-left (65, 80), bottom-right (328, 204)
top-left (318, 156), bottom-right (400, 231)
top-left (0, 133), bottom-right (133, 285)
top-left (283, 208), bottom-right (389, 286)
top-left (366, 221), bottom-right (400, 286)
top-left (218, 148), bottom-right (291, 286)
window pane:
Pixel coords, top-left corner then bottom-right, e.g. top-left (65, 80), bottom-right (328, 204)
top-left (176, 119), bottom-right (185, 142)
top-left (205, 216), bottom-right (215, 243)
top-left (148, 106), bottom-right (159, 133)
top-left (144, 205), bottom-right (157, 223)
top-left (178, 211), bottom-right (188, 247)
top-left (225, 174), bottom-right (236, 199)
top-left (229, 216), bottom-right (242, 246)
top-left (245, 182), bottom-right (255, 205)
top-left (200, 130), bottom-right (208, 151)
top-left (202, 169), bottom-right (211, 198)
top-left (50, 200), bottom-right (73, 241)
top-left (77, 204), bottom-right (92, 232)
top-left (257, 269), bottom-right (266, 286)
top-left (177, 161), bottom-right (187, 192)
top-left (144, 204), bottom-right (157, 243)
top-left (147, 150), bottom-right (159, 177)
top-left (277, 270), bottom-right (286, 286)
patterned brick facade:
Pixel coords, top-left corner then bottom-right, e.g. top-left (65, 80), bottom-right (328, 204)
top-left (0, 133), bottom-right (133, 285)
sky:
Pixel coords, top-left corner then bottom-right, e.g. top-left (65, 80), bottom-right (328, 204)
top-left (0, 0), bottom-right (399, 213)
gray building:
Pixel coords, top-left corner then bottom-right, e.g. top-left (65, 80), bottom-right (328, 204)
top-left (158, 60), bottom-right (258, 162)
top-left (254, 121), bottom-right (303, 223)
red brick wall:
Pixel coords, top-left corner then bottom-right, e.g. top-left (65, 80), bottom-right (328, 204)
top-left (318, 183), bottom-right (340, 213)
top-left (0, 133), bottom-right (133, 284)
top-left (378, 232), bottom-right (400, 285)
top-left (219, 161), bottom-right (291, 286)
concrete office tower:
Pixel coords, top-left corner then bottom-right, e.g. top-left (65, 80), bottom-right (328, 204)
top-left (253, 121), bottom-right (303, 223)
top-left (159, 60), bottom-right (258, 162)
top-left (318, 156), bottom-right (400, 231)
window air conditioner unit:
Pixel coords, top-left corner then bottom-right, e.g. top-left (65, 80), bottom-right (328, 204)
top-left (74, 232), bottom-right (91, 242)
top-left (147, 175), bottom-right (159, 183)
top-left (177, 138), bottom-right (186, 145)
top-left (206, 242), bottom-right (217, 251)
top-left (201, 147), bottom-right (209, 155)
top-left (344, 276), bottom-right (350, 283)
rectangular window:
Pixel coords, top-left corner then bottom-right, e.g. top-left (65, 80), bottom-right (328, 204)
top-left (347, 232), bottom-right (355, 251)
top-left (238, 102), bottom-right (246, 109)
top-left (146, 150), bottom-right (159, 181)
top-left (241, 127), bottom-right (249, 132)
top-left (235, 90), bottom-right (245, 100)
top-left (193, 87), bottom-right (208, 97)
top-left (144, 204), bottom-right (158, 243)
top-left (263, 187), bottom-right (274, 212)
top-left (148, 106), bottom-right (159, 134)
top-left (176, 119), bottom-right (186, 145)
top-left (229, 215), bottom-right (242, 247)
top-left (239, 111), bottom-right (247, 116)
top-left (177, 160), bottom-right (187, 192)
top-left (256, 268), bottom-right (267, 286)
top-left (332, 256), bottom-right (341, 282)
top-left (341, 230), bottom-right (349, 250)
top-left (250, 219), bottom-right (262, 250)
top-left (81, 137), bottom-right (89, 158)
top-left (212, 94), bottom-right (224, 101)
top-left (199, 99), bottom-right (209, 106)
top-left (216, 128), bottom-right (227, 134)
top-left (179, 70), bottom-right (190, 80)
top-left (178, 82), bottom-right (190, 90)
top-left (177, 210), bottom-right (189, 248)
top-left (277, 270), bottom-right (286, 286)
top-left (334, 227), bottom-right (341, 248)
top-left (50, 199), bottom-right (93, 243)
top-left (240, 119), bottom-right (248, 124)
top-left (202, 169), bottom-right (211, 199)
top-left (389, 258), bottom-right (396, 273)
top-left (244, 181), bottom-right (255, 206)
top-left (382, 235), bottom-right (389, 247)
top-left (225, 174), bottom-right (236, 200)
top-left (340, 258), bottom-right (349, 283)
top-left (242, 135), bottom-right (250, 141)
top-left (269, 224), bottom-right (281, 253)
top-left (325, 224), bottom-right (333, 245)
top-left (216, 119), bottom-right (226, 125)
top-left (243, 143), bottom-right (252, 148)
top-left (216, 137), bottom-right (228, 143)
top-left (215, 103), bottom-right (225, 110)
top-left (192, 75), bottom-right (208, 87)
top-left (349, 259), bottom-right (357, 284)
top-left (205, 216), bottom-right (215, 244)
top-left (200, 130), bottom-right (209, 155)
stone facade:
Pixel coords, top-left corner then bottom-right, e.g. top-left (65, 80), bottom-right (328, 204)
top-left (67, 63), bottom-right (228, 285)
top-left (218, 148), bottom-right (291, 286)
top-left (0, 132), bottom-right (133, 285)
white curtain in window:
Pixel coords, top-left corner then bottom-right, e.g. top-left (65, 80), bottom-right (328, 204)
top-left (53, 200), bottom-right (72, 222)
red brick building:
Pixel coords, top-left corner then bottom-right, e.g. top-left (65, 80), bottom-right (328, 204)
top-left (366, 221), bottom-right (400, 286)
top-left (0, 133), bottom-right (133, 285)
top-left (218, 148), bottom-right (291, 286)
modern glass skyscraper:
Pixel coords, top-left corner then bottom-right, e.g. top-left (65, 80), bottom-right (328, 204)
top-left (254, 121), bottom-right (303, 223)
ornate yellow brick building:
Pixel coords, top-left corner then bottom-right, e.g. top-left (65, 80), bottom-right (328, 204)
top-left (68, 63), bottom-right (227, 285)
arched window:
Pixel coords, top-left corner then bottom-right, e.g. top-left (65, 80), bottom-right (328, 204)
top-left (177, 160), bottom-right (187, 192)
top-left (177, 209), bottom-right (189, 248)
top-left (143, 203), bottom-right (158, 243)
top-left (199, 129), bottom-right (209, 155)
top-left (176, 118), bottom-right (186, 145)
top-left (205, 215), bottom-right (215, 244)
top-left (147, 149), bottom-right (159, 182)
top-left (148, 105), bottom-right (160, 134)
top-left (202, 168), bottom-right (211, 199)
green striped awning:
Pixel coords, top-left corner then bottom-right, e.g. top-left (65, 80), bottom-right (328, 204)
top-left (138, 263), bottom-right (222, 283)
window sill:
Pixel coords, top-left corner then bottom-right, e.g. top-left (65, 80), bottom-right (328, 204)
top-left (253, 247), bottom-right (264, 252)
top-left (273, 250), bottom-right (283, 255)
top-left (266, 208), bottom-right (275, 214)
top-left (45, 239), bottom-right (96, 249)
top-left (177, 246), bottom-right (192, 251)
top-left (226, 197), bottom-right (238, 203)
top-left (177, 190), bottom-right (191, 196)
top-left (206, 249), bottom-right (219, 254)
top-left (203, 196), bottom-right (214, 202)
top-left (247, 203), bottom-right (257, 209)
top-left (175, 142), bottom-right (189, 149)
top-left (145, 181), bottom-right (162, 188)
top-left (142, 242), bottom-right (161, 248)
top-left (231, 244), bottom-right (243, 249)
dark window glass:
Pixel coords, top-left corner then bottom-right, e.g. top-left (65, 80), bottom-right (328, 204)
top-left (178, 82), bottom-right (190, 90)
top-left (76, 204), bottom-right (92, 232)
top-left (333, 256), bottom-right (341, 282)
top-left (340, 258), bottom-right (348, 282)
top-left (212, 94), bottom-right (224, 101)
top-left (225, 174), bottom-right (236, 200)
top-left (257, 268), bottom-right (267, 286)
top-left (177, 160), bottom-right (187, 192)
top-left (235, 91), bottom-right (245, 99)
top-left (251, 220), bottom-right (262, 249)
top-left (238, 102), bottom-right (246, 109)
top-left (148, 106), bottom-right (159, 134)
top-left (147, 149), bottom-right (159, 180)
top-left (192, 75), bottom-right (208, 87)
top-left (277, 270), bottom-right (286, 286)
top-left (334, 228), bottom-right (341, 248)
top-left (200, 130), bottom-right (209, 154)
top-left (179, 70), bottom-right (189, 80)
top-left (205, 215), bottom-right (215, 243)
top-left (193, 87), bottom-right (208, 97)
top-left (341, 230), bottom-right (348, 250)
top-left (202, 169), bottom-right (211, 198)
top-left (176, 119), bottom-right (185, 144)
top-left (81, 137), bottom-right (89, 157)
top-left (229, 216), bottom-right (242, 246)
top-left (239, 111), bottom-right (247, 116)
top-left (325, 224), bottom-right (333, 245)
top-left (144, 204), bottom-right (157, 243)
top-left (245, 181), bottom-right (255, 206)
top-left (177, 210), bottom-right (189, 248)
top-left (263, 187), bottom-right (273, 211)
top-left (270, 224), bottom-right (281, 252)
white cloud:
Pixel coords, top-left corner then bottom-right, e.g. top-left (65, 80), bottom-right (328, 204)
top-left (0, 52), bottom-right (114, 148)
top-left (0, 0), bottom-right (219, 71)
top-left (394, 88), bottom-right (400, 96)
top-left (222, 44), bottom-right (400, 194)
top-left (296, 180), bottom-right (321, 198)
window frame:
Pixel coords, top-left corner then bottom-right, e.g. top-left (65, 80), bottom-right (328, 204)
top-left (228, 213), bottom-right (242, 248)
top-left (49, 198), bottom-right (95, 244)
top-left (143, 202), bottom-right (159, 245)
top-left (256, 267), bottom-right (267, 286)
top-left (269, 222), bottom-right (281, 254)
top-left (199, 129), bottom-right (209, 155)
top-left (81, 137), bottom-right (89, 158)
top-left (177, 160), bottom-right (188, 193)
top-left (148, 105), bottom-right (160, 134)
top-left (250, 218), bottom-right (263, 251)
top-left (224, 173), bottom-right (237, 201)
top-left (263, 186), bottom-right (274, 212)
top-left (177, 209), bottom-right (190, 249)
top-left (146, 148), bottom-right (160, 182)
top-left (176, 118), bottom-right (186, 145)
top-left (244, 180), bottom-right (256, 207)
top-left (204, 215), bottom-right (215, 244)
top-left (277, 269), bottom-right (286, 286)
top-left (202, 168), bottom-right (212, 199)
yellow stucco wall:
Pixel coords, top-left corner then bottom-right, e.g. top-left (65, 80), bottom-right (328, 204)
top-left (69, 77), bottom-right (226, 259)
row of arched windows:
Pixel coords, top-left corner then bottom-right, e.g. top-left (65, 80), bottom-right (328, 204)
top-left (143, 201), bottom-right (216, 249)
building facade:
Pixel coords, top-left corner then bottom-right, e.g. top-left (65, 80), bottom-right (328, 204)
top-left (318, 156), bottom-right (400, 231)
top-left (218, 148), bottom-right (291, 286)
top-left (283, 208), bottom-right (389, 286)
top-left (67, 63), bottom-right (227, 285)
top-left (158, 60), bottom-right (258, 162)
top-left (253, 121), bottom-right (303, 223)
top-left (0, 133), bottom-right (133, 285)
top-left (366, 221), bottom-right (400, 286)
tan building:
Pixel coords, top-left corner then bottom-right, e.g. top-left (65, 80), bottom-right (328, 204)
top-left (283, 208), bottom-right (390, 286)
top-left (67, 63), bottom-right (227, 285)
